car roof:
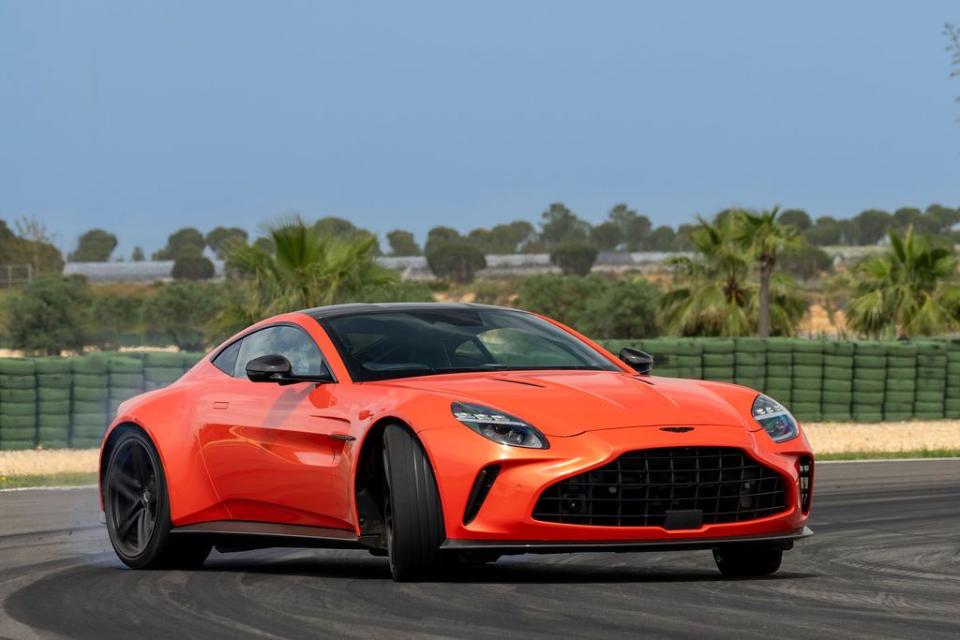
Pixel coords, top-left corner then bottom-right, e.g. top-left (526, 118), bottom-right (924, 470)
top-left (301, 302), bottom-right (526, 320)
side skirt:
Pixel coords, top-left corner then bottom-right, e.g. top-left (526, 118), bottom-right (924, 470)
top-left (170, 520), bottom-right (365, 552)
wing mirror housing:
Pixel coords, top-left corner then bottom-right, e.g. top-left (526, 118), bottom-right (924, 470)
top-left (619, 347), bottom-right (654, 375)
top-left (246, 354), bottom-right (334, 385)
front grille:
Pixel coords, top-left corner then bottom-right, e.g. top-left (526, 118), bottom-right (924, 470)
top-left (533, 447), bottom-right (787, 527)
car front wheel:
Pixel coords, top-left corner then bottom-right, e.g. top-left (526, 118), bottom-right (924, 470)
top-left (381, 424), bottom-right (446, 581)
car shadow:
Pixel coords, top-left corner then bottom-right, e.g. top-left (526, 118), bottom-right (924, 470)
top-left (202, 553), bottom-right (818, 584)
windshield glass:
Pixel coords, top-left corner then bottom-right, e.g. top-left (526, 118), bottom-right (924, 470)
top-left (321, 308), bottom-right (620, 381)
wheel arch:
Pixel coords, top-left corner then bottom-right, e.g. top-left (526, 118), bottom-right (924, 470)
top-left (99, 421), bottom-right (157, 501)
top-left (353, 416), bottom-right (437, 543)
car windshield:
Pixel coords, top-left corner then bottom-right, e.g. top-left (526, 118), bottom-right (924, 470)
top-left (321, 308), bottom-right (620, 381)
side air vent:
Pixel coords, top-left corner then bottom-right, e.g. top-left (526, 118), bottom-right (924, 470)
top-left (463, 465), bottom-right (501, 525)
top-left (797, 456), bottom-right (813, 514)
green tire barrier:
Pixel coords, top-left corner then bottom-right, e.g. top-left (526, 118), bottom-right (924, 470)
top-left (1, 340), bottom-right (959, 449)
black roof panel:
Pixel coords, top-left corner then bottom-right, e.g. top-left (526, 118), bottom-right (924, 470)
top-left (302, 302), bottom-right (522, 319)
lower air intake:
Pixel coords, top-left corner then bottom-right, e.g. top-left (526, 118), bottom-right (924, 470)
top-left (533, 446), bottom-right (787, 527)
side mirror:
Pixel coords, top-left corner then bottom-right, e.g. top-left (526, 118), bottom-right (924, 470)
top-left (246, 354), bottom-right (293, 383)
top-left (246, 354), bottom-right (334, 385)
top-left (619, 347), bottom-right (654, 375)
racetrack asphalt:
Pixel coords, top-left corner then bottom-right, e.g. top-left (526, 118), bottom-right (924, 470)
top-left (0, 460), bottom-right (957, 639)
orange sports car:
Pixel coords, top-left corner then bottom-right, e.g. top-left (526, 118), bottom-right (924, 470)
top-left (99, 303), bottom-right (813, 581)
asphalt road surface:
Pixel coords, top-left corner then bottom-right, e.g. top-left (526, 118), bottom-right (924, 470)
top-left (0, 459), bottom-right (958, 639)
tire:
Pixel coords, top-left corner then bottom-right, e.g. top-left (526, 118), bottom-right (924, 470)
top-left (381, 424), bottom-right (445, 582)
top-left (713, 543), bottom-right (783, 578)
top-left (103, 428), bottom-right (210, 570)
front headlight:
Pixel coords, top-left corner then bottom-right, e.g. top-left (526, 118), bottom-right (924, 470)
top-left (752, 394), bottom-right (799, 443)
top-left (451, 402), bottom-right (549, 449)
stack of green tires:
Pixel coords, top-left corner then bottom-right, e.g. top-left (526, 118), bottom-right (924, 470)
top-left (649, 339), bottom-right (702, 378)
top-left (701, 339), bottom-right (735, 383)
top-left (734, 338), bottom-right (766, 390)
top-left (883, 342), bottom-right (917, 421)
top-left (821, 341), bottom-right (854, 421)
top-left (914, 341), bottom-right (947, 419)
top-left (144, 352), bottom-right (186, 390)
top-left (108, 357), bottom-right (146, 417)
top-left (71, 356), bottom-right (110, 448)
top-left (946, 341), bottom-right (960, 419)
top-left (763, 339), bottom-right (793, 405)
top-left (181, 352), bottom-right (204, 371)
top-left (852, 342), bottom-right (886, 422)
top-left (790, 340), bottom-right (823, 422)
top-left (0, 358), bottom-right (36, 450)
top-left (35, 358), bottom-right (71, 449)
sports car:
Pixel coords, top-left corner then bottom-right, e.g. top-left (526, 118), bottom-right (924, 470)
top-left (99, 303), bottom-right (814, 581)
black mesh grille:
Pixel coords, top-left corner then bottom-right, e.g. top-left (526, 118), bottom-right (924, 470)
top-left (533, 447), bottom-right (788, 527)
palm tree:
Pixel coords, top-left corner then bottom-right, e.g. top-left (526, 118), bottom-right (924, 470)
top-left (736, 207), bottom-right (804, 338)
top-left (209, 217), bottom-right (397, 338)
top-left (659, 214), bottom-right (805, 337)
top-left (846, 226), bottom-right (960, 338)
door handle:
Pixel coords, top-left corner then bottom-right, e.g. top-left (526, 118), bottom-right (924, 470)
top-left (327, 433), bottom-right (356, 442)
top-left (212, 401), bottom-right (230, 410)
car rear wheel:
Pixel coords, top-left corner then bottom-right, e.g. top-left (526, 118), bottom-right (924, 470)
top-left (104, 429), bottom-right (211, 570)
top-left (381, 424), bottom-right (445, 582)
top-left (713, 543), bottom-right (783, 578)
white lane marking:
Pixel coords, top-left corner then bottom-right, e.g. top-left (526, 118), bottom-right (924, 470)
top-left (818, 457), bottom-right (960, 464)
top-left (0, 484), bottom-right (97, 493)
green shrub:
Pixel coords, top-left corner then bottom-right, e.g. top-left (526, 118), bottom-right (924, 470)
top-left (425, 241), bottom-right (486, 283)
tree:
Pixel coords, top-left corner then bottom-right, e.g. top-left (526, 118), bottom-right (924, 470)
top-left (608, 204), bottom-right (651, 250)
top-left (386, 229), bottom-right (421, 256)
top-left (6, 275), bottom-right (92, 355)
top-left (172, 254), bottom-right (215, 280)
top-left (736, 207), bottom-right (804, 337)
top-left (425, 240), bottom-right (486, 283)
top-left (211, 217), bottom-right (396, 337)
top-left (590, 221), bottom-right (623, 251)
top-left (69, 229), bottom-right (118, 262)
top-left (205, 227), bottom-right (249, 259)
top-left (314, 217), bottom-right (381, 254)
top-left (539, 203), bottom-right (590, 247)
top-left (642, 225), bottom-right (676, 251)
top-left (846, 227), bottom-right (960, 338)
top-left (893, 207), bottom-right (922, 230)
top-left (804, 216), bottom-right (844, 246)
top-left (153, 227), bottom-right (205, 260)
top-left (852, 209), bottom-right (892, 245)
top-left (517, 275), bottom-right (660, 339)
top-left (779, 244), bottom-right (833, 280)
top-left (0, 219), bottom-right (64, 275)
top-left (467, 221), bottom-right (536, 254)
top-left (424, 226), bottom-right (462, 254)
top-left (550, 242), bottom-right (598, 276)
top-left (778, 209), bottom-right (812, 232)
top-left (131, 246), bottom-right (145, 262)
top-left (659, 214), bottom-right (805, 337)
top-left (143, 282), bottom-right (223, 351)
top-left (253, 237), bottom-right (275, 254)
top-left (89, 287), bottom-right (146, 349)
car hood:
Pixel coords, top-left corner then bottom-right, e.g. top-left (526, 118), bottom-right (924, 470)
top-left (378, 370), bottom-right (758, 437)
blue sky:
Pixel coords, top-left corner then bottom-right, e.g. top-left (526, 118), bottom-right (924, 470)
top-left (2, 1), bottom-right (959, 257)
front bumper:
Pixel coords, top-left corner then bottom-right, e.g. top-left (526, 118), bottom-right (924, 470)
top-left (442, 525), bottom-right (813, 554)
top-left (420, 423), bottom-right (813, 544)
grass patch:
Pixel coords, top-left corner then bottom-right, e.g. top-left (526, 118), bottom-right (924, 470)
top-left (817, 449), bottom-right (960, 461)
top-left (0, 471), bottom-right (98, 490)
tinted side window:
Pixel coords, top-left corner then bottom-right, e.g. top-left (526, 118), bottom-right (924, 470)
top-left (234, 326), bottom-right (328, 378)
top-left (212, 340), bottom-right (242, 375)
